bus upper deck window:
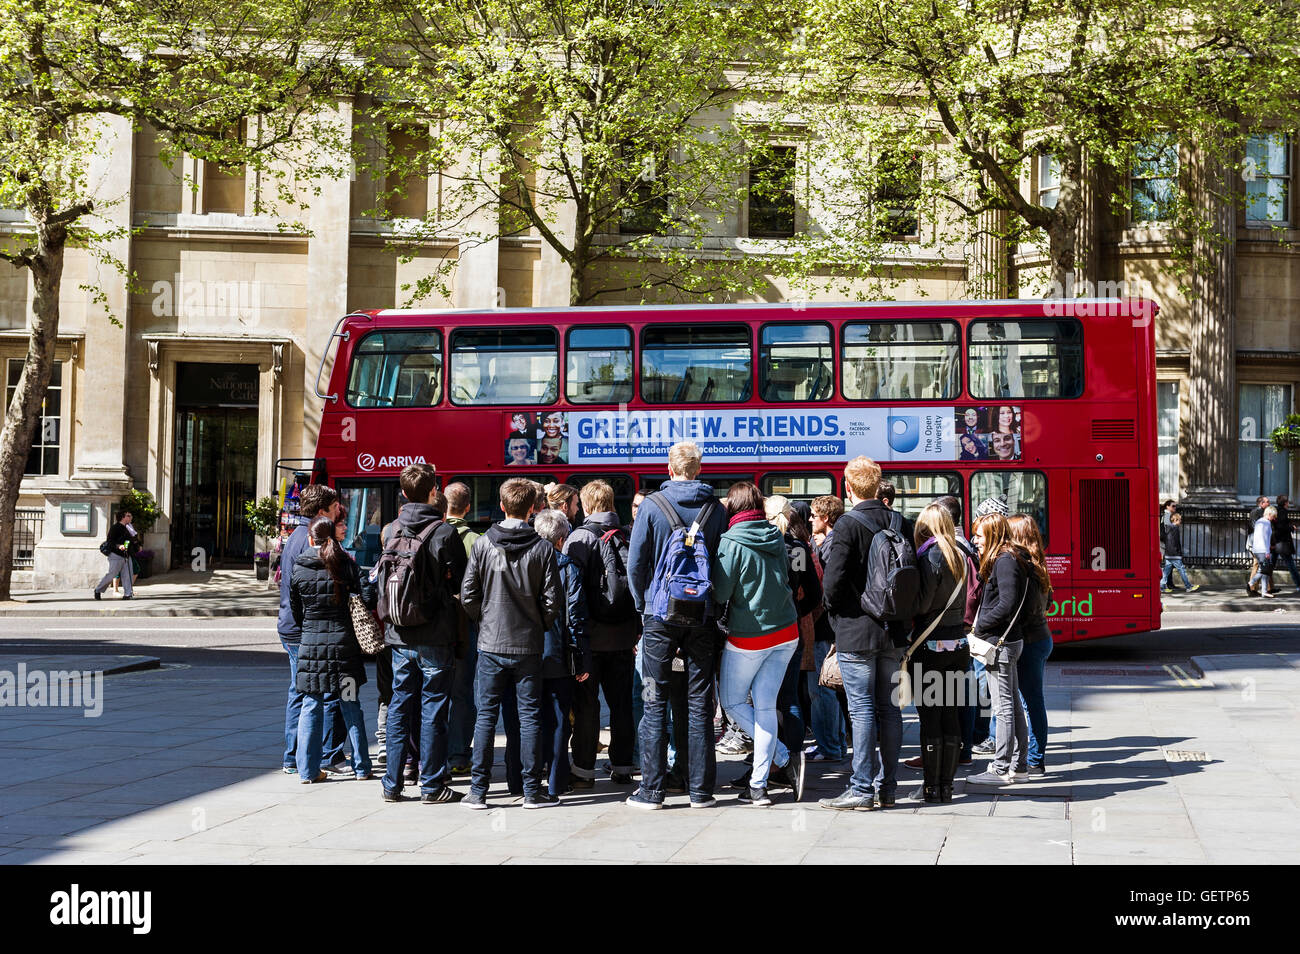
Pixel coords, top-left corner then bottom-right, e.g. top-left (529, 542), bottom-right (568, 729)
top-left (760, 324), bottom-right (833, 402)
top-left (969, 319), bottom-right (1083, 399)
top-left (345, 331), bottom-right (442, 408)
top-left (450, 328), bottom-right (558, 406)
top-left (842, 321), bottom-right (959, 400)
top-left (641, 324), bottom-right (751, 404)
top-left (567, 326), bottom-right (633, 405)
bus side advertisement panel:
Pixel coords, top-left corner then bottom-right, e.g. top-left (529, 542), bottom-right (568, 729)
top-left (558, 407), bottom-right (1021, 465)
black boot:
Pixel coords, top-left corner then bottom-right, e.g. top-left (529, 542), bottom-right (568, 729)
top-left (939, 735), bottom-right (962, 802)
top-left (921, 736), bottom-right (942, 802)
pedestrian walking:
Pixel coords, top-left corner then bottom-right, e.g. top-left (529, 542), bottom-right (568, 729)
top-left (819, 455), bottom-right (912, 812)
top-left (460, 477), bottom-right (563, 809)
top-left (625, 440), bottom-right (727, 810)
top-left (713, 482), bottom-right (802, 806)
top-left (1271, 495), bottom-right (1300, 592)
top-left (1249, 506), bottom-right (1278, 598)
top-left (1160, 513), bottom-right (1199, 592)
top-left (93, 510), bottom-right (136, 601)
top-left (1247, 496), bottom-right (1268, 593)
top-left (291, 515), bottom-right (372, 783)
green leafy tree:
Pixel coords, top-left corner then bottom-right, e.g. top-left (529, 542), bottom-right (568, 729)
top-left (362, 0), bottom-right (796, 305)
top-left (793, 0), bottom-right (1300, 295)
top-left (0, 0), bottom-right (362, 598)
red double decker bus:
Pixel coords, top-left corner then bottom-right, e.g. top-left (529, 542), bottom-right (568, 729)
top-left (311, 299), bottom-right (1160, 643)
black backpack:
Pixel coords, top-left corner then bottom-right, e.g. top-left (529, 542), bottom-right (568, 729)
top-left (376, 520), bottom-right (446, 628)
top-left (844, 509), bottom-right (920, 622)
top-left (581, 522), bottom-right (636, 624)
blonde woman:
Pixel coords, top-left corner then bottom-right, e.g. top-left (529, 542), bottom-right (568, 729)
top-left (909, 504), bottom-right (973, 802)
top-left (966, 513), bottom-right (1034, 786)
top-left (1007, 514), bottom-right (1053, 777)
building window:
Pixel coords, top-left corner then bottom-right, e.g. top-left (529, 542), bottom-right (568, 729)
top-left (1238, 383), bottom-right (1290, 499)
top-left (1245, 132), bottom-right (1290, 226)
top-left (1037, 155), bottom-right (1060, 210)
top-left (6, 359), bottom-right (62, 477)
top-left (203, 119), bottom-right (247, 215)
top-left (1157, 380), bottom-right (1180, 499)
top-left (384, 125), bottom-right (430, 220)
top-left (1131, 134), bottom-right (1179, 223)
top-left (747, 146), bottom-right (797, 238)
top-left (619, 149), bottom-right (670, 235)
top-left (875, 150), bottom-right (921, 237)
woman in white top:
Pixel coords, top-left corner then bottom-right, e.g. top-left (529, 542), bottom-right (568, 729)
top-left (1249, 506), bottom-right (1277, 598)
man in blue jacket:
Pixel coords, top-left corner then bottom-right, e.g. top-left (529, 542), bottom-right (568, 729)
top-left (625, 441), bottom-right (728, 810)
top-left (277, 483), bottom-right (342, 775)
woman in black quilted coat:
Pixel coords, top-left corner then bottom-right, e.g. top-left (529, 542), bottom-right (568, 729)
top-left (292, 515), bottom-right (371, 782)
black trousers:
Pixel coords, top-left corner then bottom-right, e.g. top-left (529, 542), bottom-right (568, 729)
top-left (911, 645), bottom-right (971, 739)
top-left (572, 648), bottom-right (636, 774)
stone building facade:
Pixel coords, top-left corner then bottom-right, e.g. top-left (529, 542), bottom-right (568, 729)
top-left (2, 102), bottom-right (1294, 587)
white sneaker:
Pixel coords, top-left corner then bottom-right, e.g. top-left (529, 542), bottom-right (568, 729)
top-left (967, 769), bottom-right (1012, 786)
top-left (1011, 768), bottom-right (1029, 782)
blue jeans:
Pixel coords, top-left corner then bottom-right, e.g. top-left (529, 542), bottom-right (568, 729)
top-left (638, 619), bottom-right (717, 802)
top-left (720, 640), bottom-right (796, 789)
top-left (1017, 636), bottom-right (1053, 767)
top-left (507, 677), bottom-right (574, 794)
top-left (281, 638), bottom-right (303, 769)
top-left (1162, 557), bottom-right (1191, 589)
top-left (472, 651), bottom-right (544, 799)
top-left (448, 633), bottom-right (478, 767)
top-left (838, 648), bottom-right (903, 799)
top-left (808, 640), bottom-right (845, 760)
top-left (383, 644), bottom-right (455, 796)
top-left (298, 691), bottom-right (370, 779)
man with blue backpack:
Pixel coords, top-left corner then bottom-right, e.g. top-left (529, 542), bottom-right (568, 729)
top-left (625, 441), bottom-right (728, 809)
top-left (820, 455), bottom-right (917, 812)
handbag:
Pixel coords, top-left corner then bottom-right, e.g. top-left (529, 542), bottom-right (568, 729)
top-left (967, 575), bottom-right (1028, 667)
top-left (818, 644), bottom-right (843, 691)
top-left (897, 565), bottom-right (967, 708)
top-left (349, 594), bottom-right (386, 655)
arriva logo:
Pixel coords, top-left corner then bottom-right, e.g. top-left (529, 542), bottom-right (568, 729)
top-left (1046, 594), bottom-right (1093, 617)
top-left (357, 453), bottom-right (426, 472)
top-left (886, 415), bottom-right (920, 453)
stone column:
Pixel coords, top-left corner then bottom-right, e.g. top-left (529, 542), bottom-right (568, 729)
top-left (301, 97), bottom-right (354, 459)
top-left (1182, 145), bottom-right (1239, 505)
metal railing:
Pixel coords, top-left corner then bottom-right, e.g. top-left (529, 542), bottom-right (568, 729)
top-left (13, 507), bottom-right (44, 569)
top-left (1175, 506), bottom-right (1253, 568)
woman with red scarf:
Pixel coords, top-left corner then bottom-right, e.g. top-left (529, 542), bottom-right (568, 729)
top-left (712, 481), bottom-right (800, 807)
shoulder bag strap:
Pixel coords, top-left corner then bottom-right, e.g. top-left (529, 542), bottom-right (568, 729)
top-left (689, 498), bottom-right (718, 547)
top-left (993, 572), bottom-right (1029, 650)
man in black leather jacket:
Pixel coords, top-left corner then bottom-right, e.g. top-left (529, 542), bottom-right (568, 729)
top-left (460, 477), bottom-right (563, 809)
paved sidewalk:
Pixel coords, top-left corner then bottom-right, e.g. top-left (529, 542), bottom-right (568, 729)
top-left (1, 569), bottom-right (278, 617)
top-left (1160, 582), bottom-right (1300, 613)
top-left (2, 650), bottom-right (1297, 864)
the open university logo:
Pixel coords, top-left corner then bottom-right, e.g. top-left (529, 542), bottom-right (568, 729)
top-left (886, 415), bottom-right (920, 453)
top-left (357, 452), bottom-right (376, 472)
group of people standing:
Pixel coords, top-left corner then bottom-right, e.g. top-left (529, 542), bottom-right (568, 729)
top-left (274, 442), bottom-right (1055, 810)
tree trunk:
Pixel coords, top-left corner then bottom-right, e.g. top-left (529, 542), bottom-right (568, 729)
top-left (0, 217), bottom-right (67, 600)
top-left (1045, 146), bottom-right (1083, 296)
